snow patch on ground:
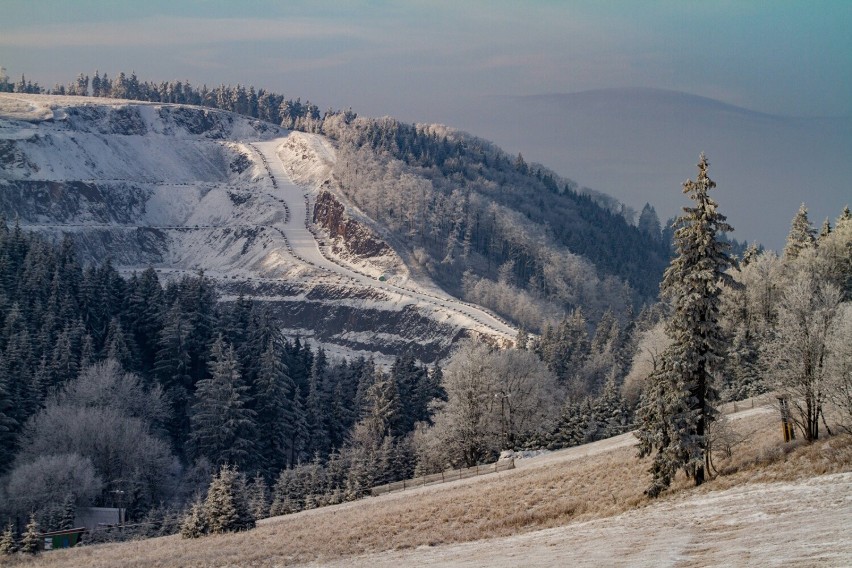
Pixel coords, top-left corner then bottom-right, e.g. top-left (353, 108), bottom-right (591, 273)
top-left (308, 471), bottom-right (852, 568)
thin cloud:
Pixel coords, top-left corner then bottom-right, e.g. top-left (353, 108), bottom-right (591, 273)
top-left (0, 15), bottom-right (366, 48)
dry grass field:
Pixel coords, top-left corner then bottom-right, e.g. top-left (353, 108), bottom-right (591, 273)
top-left (5, 399), bottom-right (852, 568)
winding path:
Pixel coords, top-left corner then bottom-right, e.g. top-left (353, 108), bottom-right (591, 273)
top-left (250, 138), bottom-right (518, 341)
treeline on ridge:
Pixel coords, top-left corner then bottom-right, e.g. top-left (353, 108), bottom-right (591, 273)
top-left (3, 70), bottom-right (671, 327)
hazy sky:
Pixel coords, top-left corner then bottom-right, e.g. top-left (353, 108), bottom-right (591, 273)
top-left (2, 1), bottom-right (850, 122)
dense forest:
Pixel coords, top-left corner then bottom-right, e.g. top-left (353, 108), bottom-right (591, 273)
top-left (0, 70), bottom-right (849, 548)
top-left (0, 219), bottom-right (637, 539)
top-left (1, 70), bottom-right (672, 330)
top-left (2, 197), bottom-right (847, 543)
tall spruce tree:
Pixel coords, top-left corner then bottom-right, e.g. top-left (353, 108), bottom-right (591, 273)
top-left (155, 303), bottom-right (193, 445)
top-left (636, 154), bottom-right (734, 496)
top-left (190, 336), bottom-right (256, 469)
top-left (20, 514), bottom-right (39, 554)
top-left (0, 357), bottom-right (18, 472)
top-left (252, 338), bottom-right (295, 477)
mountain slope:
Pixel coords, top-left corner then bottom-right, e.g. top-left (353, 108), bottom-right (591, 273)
top-left (0, 94), bottom-right (517, 361)
top-left (0, 93), bottom-right (673, 360)
top-left (439, 88), bottom-right (852, 250)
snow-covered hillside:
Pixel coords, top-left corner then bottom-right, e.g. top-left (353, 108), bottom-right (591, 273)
top-left (0, 93), bottom-right (516, 361)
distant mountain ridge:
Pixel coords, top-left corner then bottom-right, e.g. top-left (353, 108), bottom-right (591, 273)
top-left (438, 87), bottom-right (852, 250)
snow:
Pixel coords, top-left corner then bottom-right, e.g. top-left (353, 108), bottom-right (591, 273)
top-left (252, 138), bottom-right (517, 341)
top-left (306, 468), bottom-right (851, 568)
top-left (0, 93), bottom-right (518, 359)
top-left (256, 402), bottom-right (845, 567)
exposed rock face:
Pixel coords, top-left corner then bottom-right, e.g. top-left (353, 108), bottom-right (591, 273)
top-left (0, 94), bottom-right (511, 363)
top-left (313, 190), bottom-right (390, 259)
top-left (219, 279), bottom-right (473, 362)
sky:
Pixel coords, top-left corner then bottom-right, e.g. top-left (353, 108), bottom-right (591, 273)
top-left (2, 1), bottom-right (850, 120)
top-left (1, 1), bottom-right (850, 248)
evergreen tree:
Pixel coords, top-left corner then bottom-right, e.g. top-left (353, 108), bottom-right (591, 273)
top-left (202, 464), bottom-right (254, 534)
top-left (59, 493), bottom-right (77, 530)
top-left (288, 385), bottom-right (309, 467)
top-left (180, 498), bottom-right (208, 539)
top-left (20, 514), bottom-right (39, 554)
top-left (363, 373), bottom-right (402, 442)
top-left (819, 218), bottom-right (832, 240)
top-left (91, 71), bottom-right (101, 97)
top-left (638, 203), bottom-right (662, 241)
top-left (4, 316), bottom-right (36, 425)
top-left (0, 523), bottom-right (16, 555)
top-left (304, 349), bottom-right (330, 457)
top-left (252, 338), bottom-right (294, 476)
top-left (190, 336), bottom-right (256, 469)
top-left (0, 356), bottom-right (18, 471)
top-left (784, 203), bottom-right (816, 260)
top-left (722, 326), bottom-right (764, 401)
top-left (390, 353), bottom-right (427, 434)
top-left (636, 154), bottom-right (734, 496)
top-left (178, 272), bottom-right (218, 383)
top-left (126, 267), bottom-right (163, 378)
top-left (550, 398), bottom-right (585, 448)
top-left (221, 294), bottom-right (253, 367)
top-left (104, 316), bottom-right (135, 371)
top-left (48, 326), bottom-right (79, 387)
top-left (538, 309), bottom-right (590, 386)
top-left (247, 473), bottom-right (270, 520)
top-left (155, 303), bottom-right (193, 445)
top-left (343, 446), bottom-right (376, 501)
top-left (270, 468), bottom-right (302, 515)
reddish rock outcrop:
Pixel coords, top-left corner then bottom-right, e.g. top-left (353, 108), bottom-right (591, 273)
top-left (313, 191), bottom-right (390, 259)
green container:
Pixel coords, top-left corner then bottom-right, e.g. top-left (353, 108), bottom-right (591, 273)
top-left (41, 528), bottom-right (85, 551)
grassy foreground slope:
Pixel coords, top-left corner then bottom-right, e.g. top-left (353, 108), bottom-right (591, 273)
top-left (7, 402), bottom-right (852, 567)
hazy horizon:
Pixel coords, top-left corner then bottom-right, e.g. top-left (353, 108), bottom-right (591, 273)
top-left (2, 1), bottom-right (850, 248)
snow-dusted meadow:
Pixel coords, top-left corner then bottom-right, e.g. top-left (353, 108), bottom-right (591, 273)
top-left (310, 472), bottom-right (851, 568)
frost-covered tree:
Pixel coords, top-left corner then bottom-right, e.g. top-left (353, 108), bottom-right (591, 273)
top-left (202, 464), bottom-right (254, 534)
top-left (428, 341), bottom-right (496, 466)
top-left (622, 321), bottom-right (671, 409)
top-left (761, 274), bottom-right (842, 440)
top-left (423, 340), bottom-right (559, 466)
top-left (246, 473), bottom-right (270, 521)
top-left (636, 154), bottom-right (734, 496)
top-left (784, 203), bottom-right (816, 260)
top-left (826, 303), bottom-right (852, 433)
top-left (12, 361), bottom-right (176, 513)
top-left (489, 348), bottom-right (559, 448)
top-left (5, 453), bottom-right (102, 521)
top-left (0, 523), bottom-right (17, 555)
top-left (190, 337), bottom-right (256, 469)
top-left (815, 206), bottom-right (852, 298)
top-left (179, 498), bottom-right (207, 539)
top-left (19, 514), bottom-right (39, 554)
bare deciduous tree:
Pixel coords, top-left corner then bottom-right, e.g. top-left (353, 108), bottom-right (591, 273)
top-left (761, 274), bottom-right (843, 440)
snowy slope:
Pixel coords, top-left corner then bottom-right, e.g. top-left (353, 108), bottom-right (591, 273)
top-left (309, 472), bottom-right (852, 567)
top-left (0, 93), bottom-right (515, 361)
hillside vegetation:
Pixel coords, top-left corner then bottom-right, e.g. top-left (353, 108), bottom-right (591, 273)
top-left (1, 77), bottom-right (850, 566)
top-left (4, 401), bottom-right (851, 567)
